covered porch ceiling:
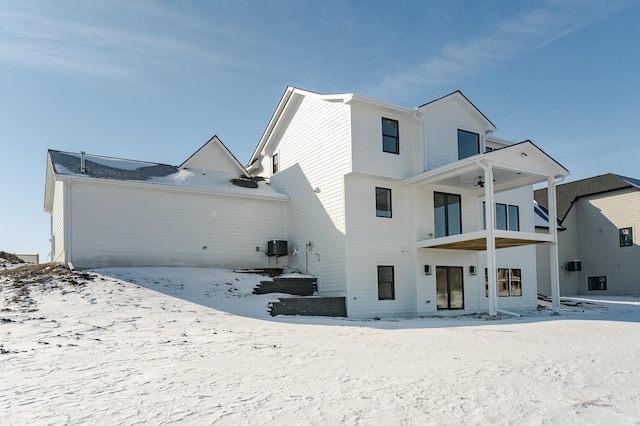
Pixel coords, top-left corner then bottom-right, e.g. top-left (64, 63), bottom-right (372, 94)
top-left (416, 230), bottom-right (554, 251)
top-left (403, 141), bottom-right (569, 194)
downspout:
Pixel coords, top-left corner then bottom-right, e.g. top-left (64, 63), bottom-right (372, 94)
top-left (63, 177), bottom-right (72, 268)
top-left (413, 109), bottom-right (427, 172)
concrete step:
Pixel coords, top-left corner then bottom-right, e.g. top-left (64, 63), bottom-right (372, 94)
top-left (253, 277), bottom-right (317, 296)
top-left (268, 297), bottom-right (346, 317)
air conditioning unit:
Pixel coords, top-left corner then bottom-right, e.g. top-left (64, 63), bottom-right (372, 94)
top-left (266, 240), bottom-right (288, 257)
top-left (567, 260), bottom-right (582, 272)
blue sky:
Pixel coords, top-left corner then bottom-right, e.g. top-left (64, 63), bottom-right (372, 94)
top-left (1, 0), bottom-right (638, 261)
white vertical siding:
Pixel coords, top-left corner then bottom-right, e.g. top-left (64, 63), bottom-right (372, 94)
top-left (51, 180), bottom-right (66, 264)
top-left (419, 96), bottom-right (491, 170)
top-left (574, 189), bottom-right (640, 295)
top-left (67, 180), bottom-right (287, 269)
top-left (262, 94), bottom-right (351, 295)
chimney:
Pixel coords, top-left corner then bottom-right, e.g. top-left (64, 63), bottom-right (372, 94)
top-left (80, 151), bottom-right (86, 173)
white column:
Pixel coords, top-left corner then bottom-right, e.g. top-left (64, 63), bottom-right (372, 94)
top-left (484, 165), bottom-right (498, 316)
top-left (548, 177), bottom-right (561, 314)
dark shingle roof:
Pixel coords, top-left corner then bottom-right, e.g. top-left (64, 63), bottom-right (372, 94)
top-left (49, 150), bottom-right (178, 181)
top-left (534, 173), bottom-right (640, 222)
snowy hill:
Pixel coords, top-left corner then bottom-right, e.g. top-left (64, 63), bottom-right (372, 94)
top-left (2, 265), bottom-right (640, 425)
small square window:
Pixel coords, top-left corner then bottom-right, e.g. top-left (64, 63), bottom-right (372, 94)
top-left (382, 118), bottom-right (399, 154)
top-left (620, 227), bottom-right (633, 247)
top-left (376, 187), bottom-right (392, 218)
top-left (588, 276), bottom-right (607, 291)
top-left (272, 153), bottom-right (279, 174)
top-left (377, 265), bottom-right (395, 300)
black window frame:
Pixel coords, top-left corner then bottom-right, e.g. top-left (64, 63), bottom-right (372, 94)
top-left (457, 129), bottom-right (480, 160)
top-left (375, 187), bottom-right (392, 218)
top-left (620, 227), bottom-right (633, 247)
top-left (272, 153), bottom-right (279, 174)
top-left (377, 265), bottom-right (395, 300)
top-left (483, 202), bottom-right (519, 231)
top-left (434, 192), bottom-right (462, 237)
top-left (382, 117), bottom-right (399, 154)
top-left (588, 276), bottom-right (607, 291)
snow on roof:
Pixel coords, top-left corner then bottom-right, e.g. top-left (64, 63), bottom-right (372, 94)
top-left (49, 150), bottom-right (288, 200)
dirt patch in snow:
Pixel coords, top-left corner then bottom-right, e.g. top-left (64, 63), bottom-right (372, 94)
top-left (0, 263), bottom-right (94, 310)
top-left (0, 251), bottom-right (25, 266)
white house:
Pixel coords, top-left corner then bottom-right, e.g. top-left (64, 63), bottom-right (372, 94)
top-left (45, 87), bottom-right (569, 318)
top-left (247, 87), bottom-right (569, 318)
top-left (535, 174), bottom-right (640, 296)
top-left (44, 136), bottom-right (288, 270)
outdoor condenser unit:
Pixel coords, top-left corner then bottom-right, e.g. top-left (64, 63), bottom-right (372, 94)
top-left (567, 260), bottom-right (582, 272)
top-left (266, 240), bottom-right (288, 257)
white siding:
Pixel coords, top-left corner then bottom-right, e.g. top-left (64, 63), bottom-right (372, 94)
top-left (419, 96), bottom-right (492, 170)
top-left (51, 180), bottom-right (66, 264)
top-left (574, 189), bottom-right (640, 295)
top-left (350, 105), bottom-right (420, 178)
top-left (67, 180), bottom-right (287, 269)
top-left (261, 94), bottom-right (351, 295)
top-left (344, 175), bottom-right (414, 318)
top-left (181, 138), bottom-right (244, 175)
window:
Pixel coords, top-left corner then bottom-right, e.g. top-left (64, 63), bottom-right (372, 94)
top-left (588, 276), bottom-right (607, 291)
top-left (483, 202), bottom-right (519, 231)
top-left (508, 205), bottom-right (520, 231)
top-left (620, 227), bottom-right (633, 247)
top-left (377, 266), bottom-right (395, 300)
top-left (375, 187), bottom-right (392, 218)
top-left (272, 153), bottom-right (279, 174)
top-left (485, 268), bottom-right (522, 297)
top-left (382, 118), bottom-right (399, 154)
top-left (434, 192), bottom-right (462, 237)
top-left (458, 129), bottom-right (479, 160)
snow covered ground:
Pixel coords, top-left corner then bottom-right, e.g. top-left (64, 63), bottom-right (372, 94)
top-left (2, 266), bottom-right (640, 425)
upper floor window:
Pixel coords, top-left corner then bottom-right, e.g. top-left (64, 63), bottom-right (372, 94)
top-left (376, 187), bottom-right (392, 218)
top-left (458, 129), bottom-right (479, 160)
top-left (434, 192), bottom-right (462, 237)
top-left (272, 153), bottom-right (279, 174)
top-left (483, 202), bottom-right (519, 231)
top-left (382, 118), bottom-right (399, 154)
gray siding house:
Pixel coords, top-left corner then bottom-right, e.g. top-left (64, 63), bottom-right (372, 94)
top-left (535, 174), bottom-right (640, 296)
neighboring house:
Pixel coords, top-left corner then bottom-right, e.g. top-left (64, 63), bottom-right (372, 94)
top-left (44, 136), bottom-right (288, 270)
top-left (45, 87), bottom-right (569, 318)
top-left (535, 174), bottom-right (640, 296)
top-left (246, 87), bottom-right (568, 318)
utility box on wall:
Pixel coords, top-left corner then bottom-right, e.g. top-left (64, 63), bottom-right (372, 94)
top-left (567, 260), bottom-right (582, 272)
top-left (266, 240), bottom-right (288, 257)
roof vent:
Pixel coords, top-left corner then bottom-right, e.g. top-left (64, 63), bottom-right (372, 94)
top-left (80, 151), bottom-right (86, 173)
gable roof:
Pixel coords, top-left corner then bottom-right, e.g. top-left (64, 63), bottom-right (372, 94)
top-left (534, 173), bottom-right (640, 221)
top-left (418, 90), bottom-right (496, 130)
top-left (180, 135), bottom-right (250, 177)
top-left (247, 87), bottom-right (490, 169)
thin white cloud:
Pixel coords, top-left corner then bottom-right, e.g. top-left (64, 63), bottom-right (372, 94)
top-left (371, 0), bottom-right (632, 101)
top-left (0, 2), bottom-right (254, 78)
